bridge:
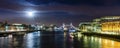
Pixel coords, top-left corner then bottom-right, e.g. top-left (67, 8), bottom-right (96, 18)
top-left (54, 23), bottom-right (80, 32)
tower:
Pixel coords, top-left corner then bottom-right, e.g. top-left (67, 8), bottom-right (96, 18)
top-left (62, 23), bottom-right (65, 28)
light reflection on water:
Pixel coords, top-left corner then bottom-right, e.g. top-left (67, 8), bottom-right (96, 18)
top-left (0, 32), bottom-right (120, 48)
top-left (75, 34), bottom-right (120, 48)
top-left (25, 32), bottom-right (40, 48)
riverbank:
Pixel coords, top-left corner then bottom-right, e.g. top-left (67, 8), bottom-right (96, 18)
top-left (0, 30), bottom-right (42, 37)
top-left (81, 32), bottom-right (120, 39)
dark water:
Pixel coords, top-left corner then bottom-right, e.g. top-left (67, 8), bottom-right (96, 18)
top-left (0, 31), bottom-right (120, 48)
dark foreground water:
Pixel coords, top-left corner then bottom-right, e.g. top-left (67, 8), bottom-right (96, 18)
top-left (0, 31), bottom-right (120, 48)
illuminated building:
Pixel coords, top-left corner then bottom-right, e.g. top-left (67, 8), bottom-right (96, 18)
top-left (79, 16), bottom-right (120, 32)
top-left (0, 22), bottom-right (5, 31)
top-left (102, 21), bottom-right (120, 32)
top-left (99, 16), bottom-right (120, 32)
top-left (93, 16), bottom-right (120, 34)
top-left (92, 19), bottom-right (102, 32)
top-left (5, 23), bottom-right (28, 31)
top-left (79, 22), bottom-right (93, 32)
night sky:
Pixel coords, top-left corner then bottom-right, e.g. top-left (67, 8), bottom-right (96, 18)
top-left (0, 0), bottom-right (120, 26)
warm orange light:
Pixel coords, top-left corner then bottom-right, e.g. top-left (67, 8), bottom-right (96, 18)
top-left (102, 21), bottom-right (120, 32)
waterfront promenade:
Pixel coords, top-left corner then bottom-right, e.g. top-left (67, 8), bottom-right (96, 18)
top-left (73, 32), bottom-right (120, 40)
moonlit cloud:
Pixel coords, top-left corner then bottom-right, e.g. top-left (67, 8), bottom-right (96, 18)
top-left (0, 0), bottom-right (120, 25)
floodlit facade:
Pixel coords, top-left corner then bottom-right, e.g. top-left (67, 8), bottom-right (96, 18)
top-left (102, 21), bottom-right (120, 32)
top-left (79, 16), bottom-right (120, 33)
top-left (0, 22), bottom-right (29, 32)
top-left (100, 16), bottom-right (120, 32)
top-left (79, 22), bottom-right (94, 32)
top-left (5, 23), bottom-right (28, 31)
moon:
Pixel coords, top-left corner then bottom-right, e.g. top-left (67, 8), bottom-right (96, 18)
top-left (26, 11), bottom-right (35, 17)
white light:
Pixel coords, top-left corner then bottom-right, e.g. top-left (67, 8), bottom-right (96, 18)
top-left (28, 11), bottom-right (34, 17)
top-left (26, 11), bottom-right (36, 17)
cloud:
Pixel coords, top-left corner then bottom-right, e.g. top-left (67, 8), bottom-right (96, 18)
top-left (25, 0), bottom-right (120, 6)
top-left (1, 0), bottom-right (120, 25)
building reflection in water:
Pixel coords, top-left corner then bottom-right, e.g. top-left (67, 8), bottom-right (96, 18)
top-left (12, 34), bottom-right (24, 48)
top-left (102, 38), bottom-right (120, 48)
top-left (0, 32), bottom-right (120, 48)
top-left (0, 32), bottom-right (41, 48)
top-left (0, 36), bottom-right (13, 48)
top-left (0, 34), bottom-right (25, 48)
top-left (74, 34), bottom-right (120, 48)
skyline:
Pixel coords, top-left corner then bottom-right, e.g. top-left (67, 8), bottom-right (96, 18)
top-left (0, 0), bottom-right (120, 25)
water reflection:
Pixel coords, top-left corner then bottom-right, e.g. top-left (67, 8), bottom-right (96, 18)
top-left (55, 31), bottom-right (64, 48)
top-left (74, 34), bottom-right (120, 48)
top-left (25, 32), bottom-right (40, 48)
top-left (0, 37), bottom-right (13, 48)
top-left (101, 38), bottom-right (120, 48)
top-left (0, 32), bottom-right (120, 48)
top-left (12, 34), bottom-right (24, 48)
top-left (65, 32), bottom-right (74, 48)
top-left (40, 31), bottom-right (55, 48)
top-left (0, 34), bottom-right (25, 48)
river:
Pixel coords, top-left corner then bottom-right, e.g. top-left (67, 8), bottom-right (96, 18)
top-left (0, 31), bottom-right (120, 48)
